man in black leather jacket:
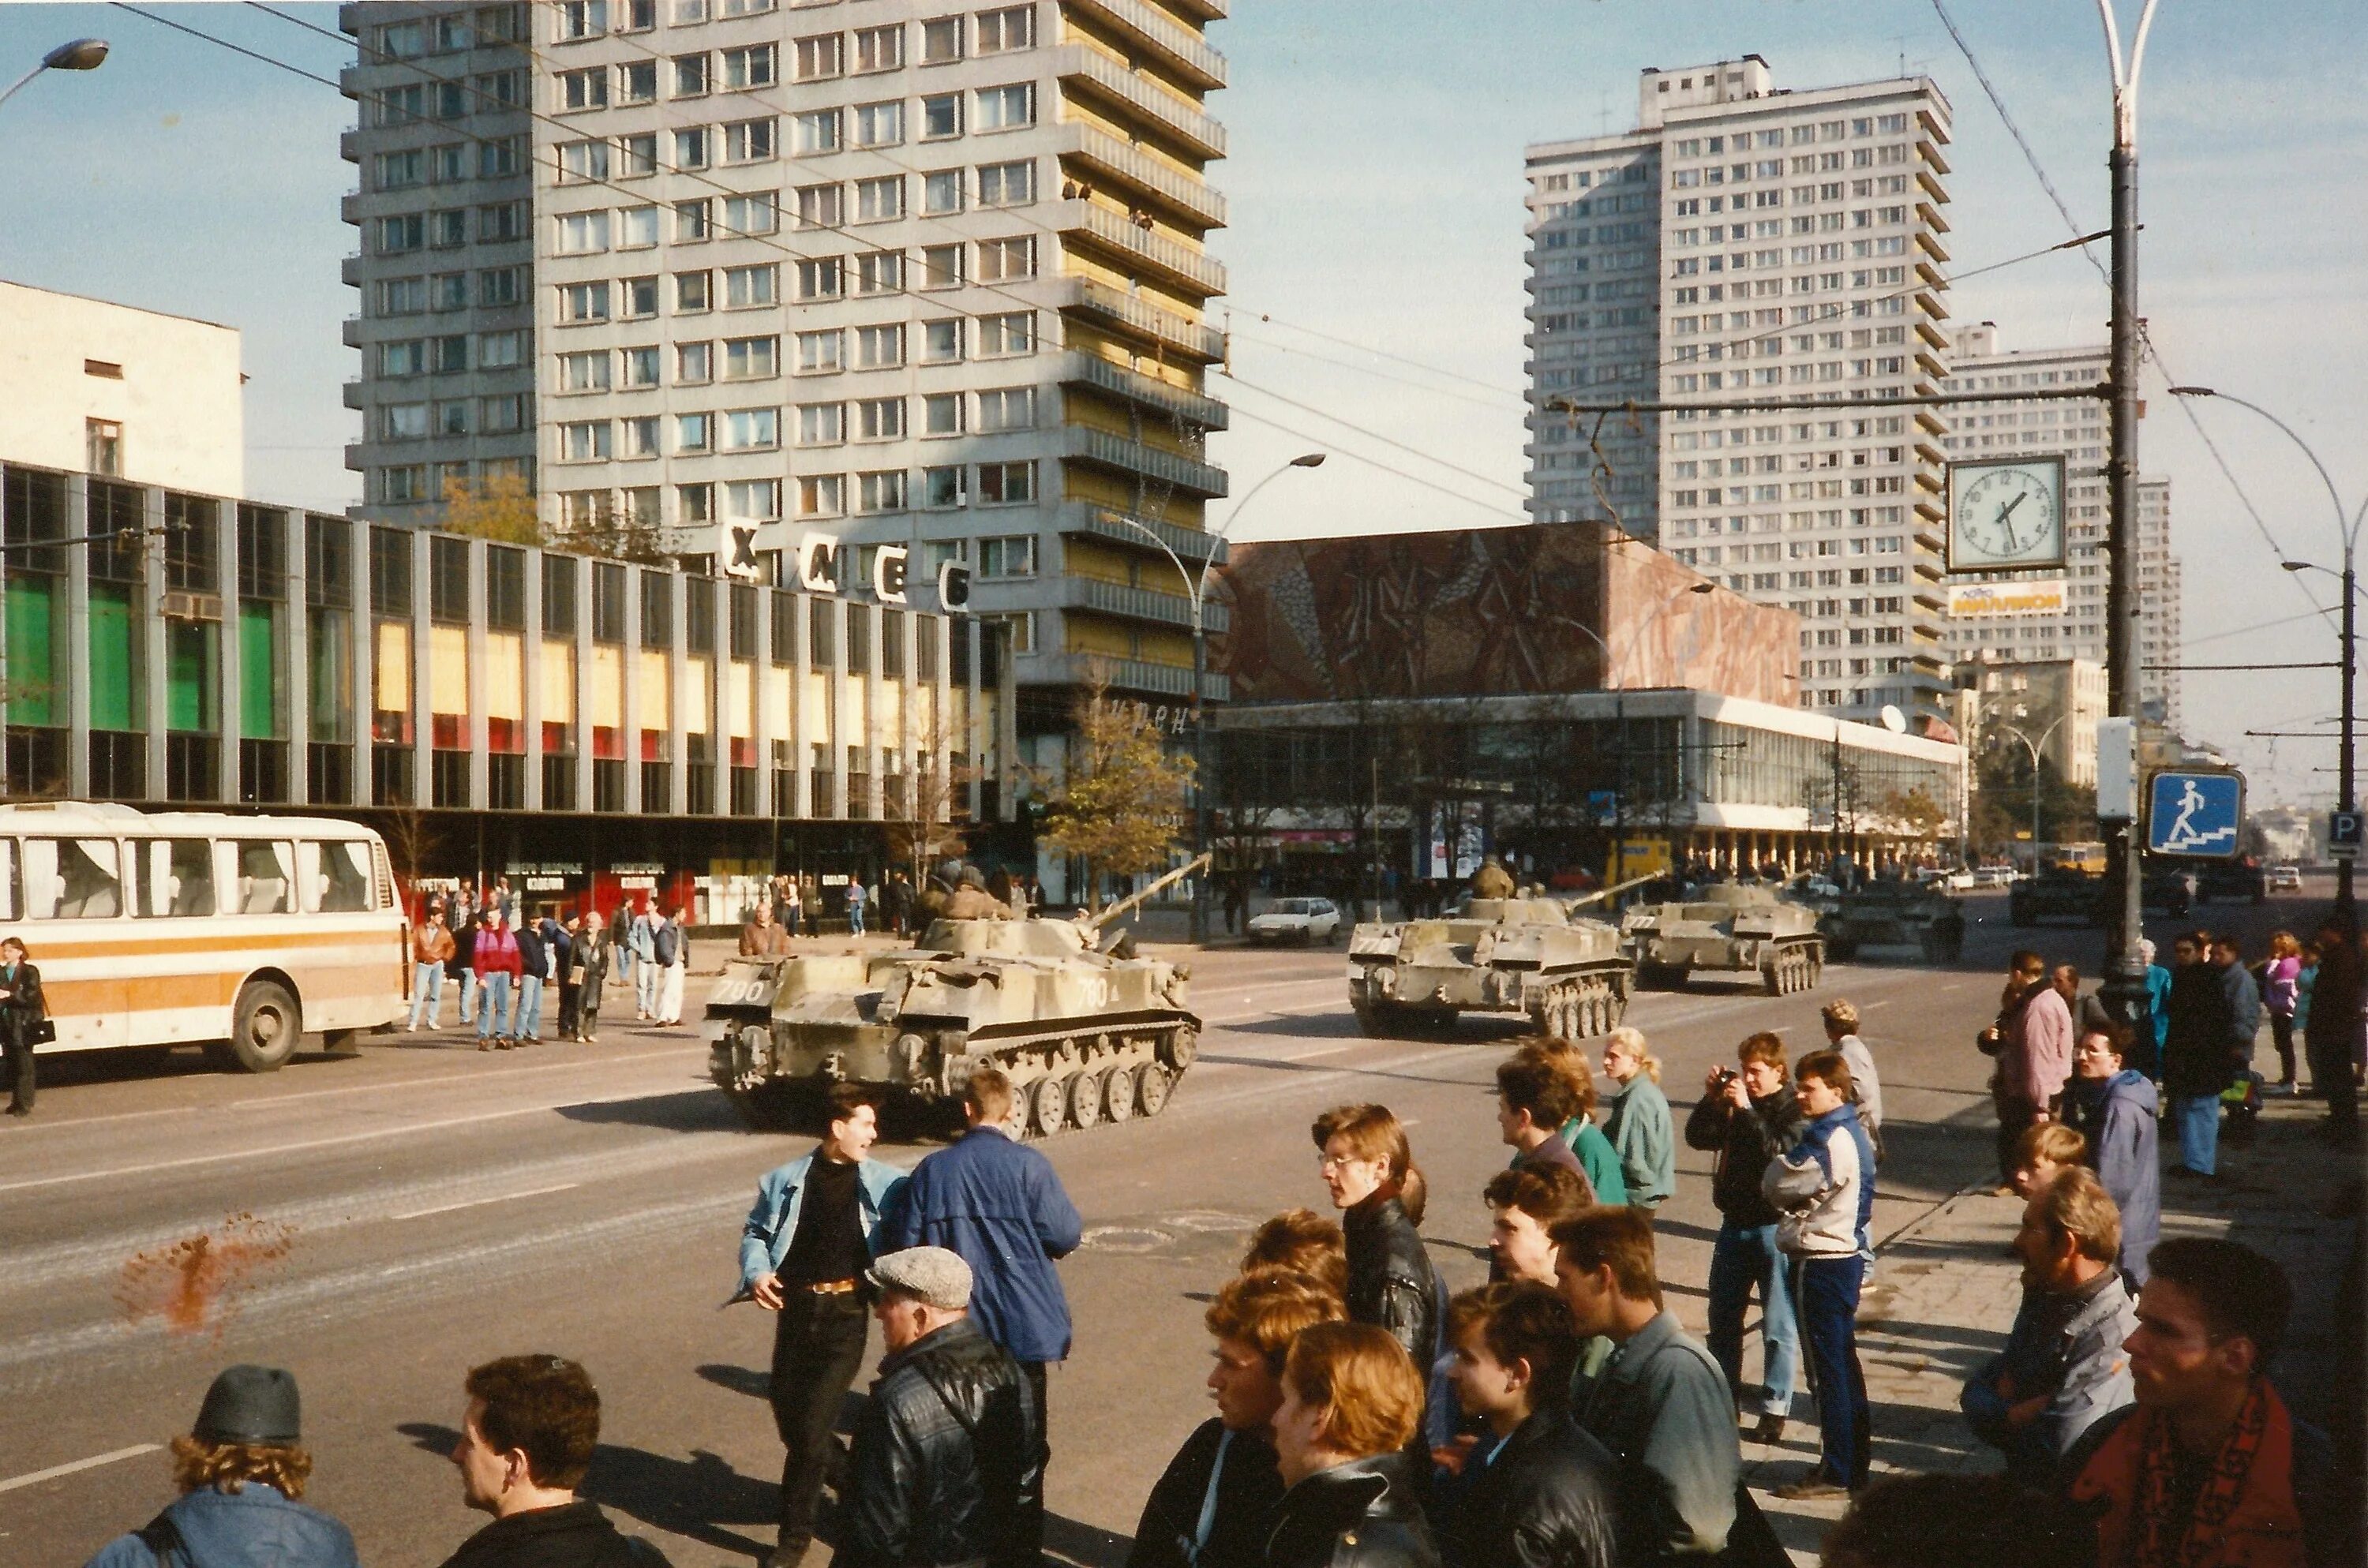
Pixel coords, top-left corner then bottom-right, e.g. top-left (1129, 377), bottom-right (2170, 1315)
top-left (839, 1248), bottom-right (1041, 1568)
top-left (1314, 1105), bottom-right (1440, 1368)
top-left (1266, 1323), bottom-right (1440, 1568)
top-left (1439, 1282), bottom-right (1621, 1568)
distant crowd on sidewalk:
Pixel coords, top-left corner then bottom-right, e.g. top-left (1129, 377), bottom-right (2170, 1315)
top-left (403, 878), bottom-right (687, 1047)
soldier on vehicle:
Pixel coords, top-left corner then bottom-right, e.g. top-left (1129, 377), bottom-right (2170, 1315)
top-left (1471, 856), bottom-right (1516, 900)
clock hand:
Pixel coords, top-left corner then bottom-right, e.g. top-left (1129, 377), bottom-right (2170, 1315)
top-left (1995, 493), bottom-right (2028, 526)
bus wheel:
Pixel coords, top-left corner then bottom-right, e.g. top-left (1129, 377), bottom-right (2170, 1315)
top-left (219, 980), bottom-right (303, 1073)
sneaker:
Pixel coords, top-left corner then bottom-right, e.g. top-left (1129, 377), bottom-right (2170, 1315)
top-left (1752, 1414), bottom-right (1787, 1445)
top-left (478, 1040), bottom-right (493, 1052)
top-left (1773, 1476), bottom-right (1850, 1501)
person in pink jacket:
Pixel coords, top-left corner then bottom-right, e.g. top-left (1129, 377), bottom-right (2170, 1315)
top-left (2261, 930), bottom-right (2302, 1093)
top-left (470, 910), bottom-right (523, 1050)
top-left (1982, 949), bottom-right (2074, 1192)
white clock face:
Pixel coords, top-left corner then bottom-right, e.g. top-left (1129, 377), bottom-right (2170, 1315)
top-left (1950, 460), bottom-right (2063, 571)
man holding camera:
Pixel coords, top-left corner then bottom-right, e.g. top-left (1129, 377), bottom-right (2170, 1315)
top-left (1683, 1031), bottom-right (1803, 1446)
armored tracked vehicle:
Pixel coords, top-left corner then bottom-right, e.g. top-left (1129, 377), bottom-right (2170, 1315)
top-left (706, 859), bottom-right (1205, 1138)
top-left (1819, 879), bottom-right (1966, 964)
top-left (1621, 882), bottom-right (1826, 994)
top-left (1346, 895), bottom-right (1633, 1040)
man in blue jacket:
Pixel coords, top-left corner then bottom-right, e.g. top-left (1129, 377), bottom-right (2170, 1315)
top-left (740, 1084), bottom-right (909, 1568)
top-left (880, 1065), bottom-right (1082, 1563)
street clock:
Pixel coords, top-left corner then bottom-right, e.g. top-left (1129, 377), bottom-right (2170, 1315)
top-left (1946, 455), bottom-right (2066, 574)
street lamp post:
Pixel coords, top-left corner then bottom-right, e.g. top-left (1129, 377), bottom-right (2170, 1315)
top-left (2169, 385), bottom-right (2368, 928)
top-left (0, 38), bottom-right (110, 115)
top-left (1992, 717), bottom-right (2068, 873)
top-left (1104, 452), bottom-right (1325, 945)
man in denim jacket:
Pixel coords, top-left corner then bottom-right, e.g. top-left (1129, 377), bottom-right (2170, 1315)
top-left (738, 1085), bottom-right (909, 1568)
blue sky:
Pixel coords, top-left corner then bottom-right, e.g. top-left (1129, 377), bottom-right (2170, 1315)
top-left (1, 1), bottom-right (2362, 801)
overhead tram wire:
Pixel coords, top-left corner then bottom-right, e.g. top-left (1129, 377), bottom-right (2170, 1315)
top-left (1216, 373), bottom-right (1528, 498)
top-left (1242, 311), bottom-right (1540, 399)
top-left (1222, 329), bottom-right (1528, 410)
top-left (1218, 404), bottom-right (1536, 529)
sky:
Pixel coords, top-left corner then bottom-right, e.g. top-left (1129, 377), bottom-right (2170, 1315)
top-left (0, 0), bottom-right (2362, 804)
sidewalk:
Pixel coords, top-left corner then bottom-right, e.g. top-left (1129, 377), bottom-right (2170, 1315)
top-left (1747, 1093), bottom-right (2364, 1561)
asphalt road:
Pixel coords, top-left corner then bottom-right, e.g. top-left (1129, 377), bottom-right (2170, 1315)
top-left (0, 881), bottom-right (2338, 1566)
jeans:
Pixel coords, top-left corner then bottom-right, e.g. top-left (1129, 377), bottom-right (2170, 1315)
top-left (635, 956), bottom-right (658, 1016)
top-left (557, 982), bottom-right (580, 1038)
top-left (2175, 1093), bottom-right (2222, 1173)
top-left (768, 1289), bottom-right (871, 1547)
top-left (476, 973), bottom-right (515, 1040)
top-left (408, 963), bottom-right (444, 1030)
top-left (459, 968), bottom-right (478, 1025)
top-left (657, 961), bottom-right (685, 1024)
top-left (515, 974), bottom-right (544, 1040)
top-left (2270, 1012), bottom-right (2298, 1084)
top-left (849, 903), bottom-right (866, 935)
top-left (1793, 1253), bottom-right (1872, 1489)
top-left (1707, 1220), bottom-right (1798, 1418)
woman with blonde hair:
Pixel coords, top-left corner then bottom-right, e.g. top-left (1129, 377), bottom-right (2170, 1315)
top-left (2262, 929), bottom-right (2302, 1093)
top-left (1601, 1027), bottom-right (1676, 1214)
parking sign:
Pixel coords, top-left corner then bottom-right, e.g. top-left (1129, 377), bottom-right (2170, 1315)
top-left (2332, 810), bottom-right (2362, 863)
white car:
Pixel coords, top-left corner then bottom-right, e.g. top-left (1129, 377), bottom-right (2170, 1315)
top-left (1247, 896), bottom-right (1343, 945)
top-left (2269, 864), bottom-right (2302, 891)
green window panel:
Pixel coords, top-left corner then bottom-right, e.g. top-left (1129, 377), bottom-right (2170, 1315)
top-left (167, 620), bottom-right (219, 734)
top-left (6, 578), bottom-right (58, 728)
top-left (241, 603), bottom-right (283, 739)
top-left (88, 585), bottom-right (140, 732)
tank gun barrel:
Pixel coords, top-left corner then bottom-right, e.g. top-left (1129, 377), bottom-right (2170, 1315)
top-left (1080, 854), bottom-right (1212, 932)
top-left (1563, 873), bottom-right (1661, 910)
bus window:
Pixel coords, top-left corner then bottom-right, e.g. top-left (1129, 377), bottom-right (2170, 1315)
top-left (25, 837), bottom-right (122, 919)
top-left (134, 839), bottom-right (218, 918)
top-left (302, 840), bottom-right (375, 914)
top-left (233, 840), bottom-right (295, 915)
top-left (0, 840), bottom-right (17, 921)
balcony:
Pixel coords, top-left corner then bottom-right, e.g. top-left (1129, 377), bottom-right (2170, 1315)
top-left (1055, 124), bottom-right (1227, 229)
top-left (1061, 503), bottom-right (1229, 565)
top-left (1063, 424), bottom-right (1229, 498)
top-left (1063, 278), bottom-right (1227, 363)
top-left (1167, 0), bottom-right (1227, 16)
top-left (343, 316), bottom-right (363, 348)
top-left (1060, 200), bottom-right (1227, 298)
top-left (339, 128), bottom-right (360, 162)
top-left (1917, 135), bottom-right (1952, 176)
top-left (1022, 650), bottom-right (1228, 702)
top-left (1917, 200), bottom-right (1950, 235)
top-left (1058, 573), bottom-right (1229, 633)
top-left (1067, 0), bottom-right (1228, 90)
top-left (342, 379), bottom-right (365, 410)
top-left (341, 253), bottom-right (365, 286)
top-left (1059, 353), bottom-right (1228, 429)
top-left (1916, 229), bottom-right (1950, 264)
top-left (1055, 45), bottom-right (1226, 159)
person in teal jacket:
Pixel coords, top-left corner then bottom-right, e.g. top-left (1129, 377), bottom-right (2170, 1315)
top-left (1602, 1027), bottom-right (1677, 1211)
top-left (1515, 1036), bottom-right (1628, 1203)
top-left (2138, 937), bottom-right (2173, 1080)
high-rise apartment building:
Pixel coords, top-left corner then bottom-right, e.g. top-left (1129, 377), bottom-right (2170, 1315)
top-left (1523, 57), bottom-right (1957, 724)
top-left (340, 0), bottom-right (1231, 750)
top-left (1939, 322), bottom-right (2183, 728)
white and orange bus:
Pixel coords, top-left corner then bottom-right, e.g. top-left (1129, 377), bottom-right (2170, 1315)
top-left (0, 802), bottom-right (407, 1072)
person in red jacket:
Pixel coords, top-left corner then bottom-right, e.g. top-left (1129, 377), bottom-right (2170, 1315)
top-left (470, 911), bottom-right (522, 1051)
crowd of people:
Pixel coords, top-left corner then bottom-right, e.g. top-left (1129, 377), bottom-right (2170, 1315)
top-left (404, 879), bottom-right (692, 1047)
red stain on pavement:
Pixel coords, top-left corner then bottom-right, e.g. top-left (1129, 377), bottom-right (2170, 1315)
top-left (116, 1214), bottom-right (297, 1338)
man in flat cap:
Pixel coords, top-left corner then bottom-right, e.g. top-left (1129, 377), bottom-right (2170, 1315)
top-left (83, 1364), bottom-right (360, 1567)
top-left (838, 1247), bottom-right (1043, 1568)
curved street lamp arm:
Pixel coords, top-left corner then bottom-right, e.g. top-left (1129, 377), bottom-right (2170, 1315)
top-left (2186, 390), bottom-right (2351, 552)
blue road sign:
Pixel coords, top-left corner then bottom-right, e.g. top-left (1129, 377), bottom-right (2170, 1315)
top-left (2146, 772), bottom-right (2244, 859)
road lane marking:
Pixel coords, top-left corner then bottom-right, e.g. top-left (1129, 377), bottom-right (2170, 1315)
top-left (0, 1444), bottom-right (161, 1494)
top-left (393, 1182), bottom-right (581, 1221)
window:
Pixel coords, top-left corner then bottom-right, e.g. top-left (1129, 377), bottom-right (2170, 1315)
top-left (917, 243), bottom-right (963, 289)
top-left (618, 204), bottom-right (659, 248)
top-left (796, 474), bottom-right (845, 517)
top-left (433, 207), bottom-right (474, 246)
top-left (556, 0), bottom-right (606, 39)
top-left (380, 339), bottom-right (426, 377)
top-left (621, 415), bottom-right (661, 458)
top-left (622, 346), bottom-right (661, 387)
top-left (557, 138), bottom-right (609, 184)
top-left (976, 235), bottom-right (1035, 282)
top-left (852, 100), bottom-right (903, 147)
top-left (797, 402), bottom-right (844, 445)
top-left (724, 263), bottom-right (779, 308)
top-left (855, 396), bottom-right (904, 440)
top-left (133, 839), bottom-right (216, 918)
top-left (794, 32), bottom-right (844, 79)
top-left (856, 174), bottom-right (905, 222)
top-left (613, 133), bottom-right (657, 178)
top-left (619, 275), bottom-right (659, 317)
top-left (377, 149), bottom-right (425, 189)
top-left (380, 277), bottom-right (427, 315)
top-left (856, 471), bottom-right (906, 513)
top-left (25, 837), bottom-right (122, 919)
top-left (923, 466), bottom-right (965, 507)
top-left (920, 93), bottom-right (961, 139)
top-left (668, 413), bottom-right (709, 454)
top-left (920, 318), bottom-right (963, 363)
top-left (922, 169), bottom-right (963, 215)
top-left (676, 340), bottom-right (713, 382)
top-left (976, 387), bottom-right (1035, 432)
top-left (976, 6), bottom-right (1033, 52)
top-left (852, 250), bottom-right (902, 295)
top-left (796, 329), bottom-right (845, 374)
top-left (723, 478), bottom-right (781, 520)
top-left (976, 159), bottom-right (1033, 207)
top-left (921, 392), bottom-right (963, 436)
top-left (978, 534), bottom-right (1035, 575)
top-left (618, 58), bottom-right (658, 103)
top-left (793, 108), bottom-right (841, 155)
top-left (978, 311), bottom-right (1032, 357)
top-left (558, 420), bottom-right (612, 462)
top-left (378, 213), bottom-right (425, 253)
top-left (974, 83), bottom-right (1033, 131)
top-left (557, 349), bottom-right (612, 393)
top-left (979, 462), bottom-right (1033, 504)
top-left (669, 200), bottom-right (711, 243)
top-left (673, 52), bottom-right (710, 95)
top-left (853, 323), bottom-right (905, 369)
top-left (790, 185), bottom-right (842, 233)
top-left (719, 336), bottom-right (777, 382)
top-left (920, 17), bottom-right (961, 62)
top-left (854, 24), bottom-right (902, 72)
top-left (722, 408), bottom-right (780, 450)
top-left (385, 402), bottom-right (429, 440)
top-left (557, 281), bottom-right (611, 324)
top-left (794, 256), bottom-right (843, 301)
top-left (555, 210), bottom-right (610, 254)
top-left (674, 269), bottom-right (712, 312)
top-left (722, 193), bottom-right (778, 234)
top-left (478, 329), bottom-right (525, 368)
top-left (721, 43), bottom-right (777, 88)
top-left (557, 65), bottom-right (608, 109)
top-left (673, 126), bottom-right (710, 170)
top-left (723, 117), bottom-right (777, 163)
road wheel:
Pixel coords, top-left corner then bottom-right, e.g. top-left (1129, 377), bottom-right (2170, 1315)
top-left (1161, 1025), bottom-right (1198, 1072)
top-left (216, 979), bottom-right (302, 1073)
top-left (1329, 924), bottom-right (1344, 946)
top-left (1134, 1062), bottom-right (1174, 1117)
top-left (1029, 1073), bottom-right (1067, 1138)
top-left (1066, 1070), bottom-right (1102, 1132)
top-left (1101, 1065), bottom-right (1136, 1123)
top-left (1764, 958), bottom-right (1785, 997)
top-left (999, 1082), bottom-right (1032, 1141)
